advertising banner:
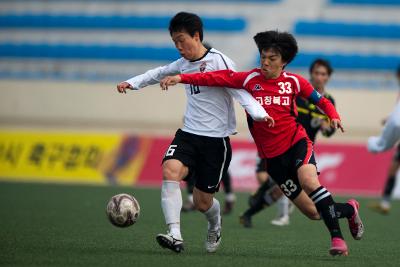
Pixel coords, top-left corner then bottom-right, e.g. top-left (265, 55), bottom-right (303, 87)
top-left (1, 130), bottom-right (397, 197)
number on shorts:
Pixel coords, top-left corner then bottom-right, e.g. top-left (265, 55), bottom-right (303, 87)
top-left (280, 179), bottom-right (298, 197)
top-left (165, 145), bottom-right (177, 157)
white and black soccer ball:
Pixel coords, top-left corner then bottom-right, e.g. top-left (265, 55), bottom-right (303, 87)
top-left (106, 193), bottom-right (140, 227)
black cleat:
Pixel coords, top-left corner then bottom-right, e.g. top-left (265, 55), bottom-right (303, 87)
top-left (223, 200), bottom-right (234, 215)
top-left (239, 214), bottom-right (252, 228)
top-left (156, 233), bottom-right (184, 253)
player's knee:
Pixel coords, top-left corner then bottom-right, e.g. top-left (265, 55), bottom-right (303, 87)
top-left (307, 212), bottom-right (321, 220)
top-left (303, 208), bottom-right (320, 220)
top-left (194, 198), bottom-right (212, 212)
top-left (162, 162), bottom-right (186, 181)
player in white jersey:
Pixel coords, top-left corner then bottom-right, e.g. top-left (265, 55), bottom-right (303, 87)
top-left (116, 12), bottom-right (273, 253)
top-left (368, 66), bottom-right (400, 214)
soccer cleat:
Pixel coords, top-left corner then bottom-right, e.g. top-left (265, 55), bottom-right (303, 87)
top-left (205, 228), bottom-right (222, 253)
top-left (270, 215), bottom-right (290, 226)
top-left (156, 233), bottom-right (184, 253)
top-left (239, 214), bottom-right (252, 228)
top-left (223, 200), bottom-right (235, 215)
top-left (329, 237), bottom-right (348, 256)
top-left (347, 199), bottom-right (364, 240)
top-left (368, 201), bottom-right (390, 215)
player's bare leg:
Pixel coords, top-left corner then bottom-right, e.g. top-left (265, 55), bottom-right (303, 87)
top-left (156, 159), bottom-right (188, 253)
top-left (193, 187), bottom-right (222, 253)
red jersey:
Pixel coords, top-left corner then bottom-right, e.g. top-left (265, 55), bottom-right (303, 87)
top-left (180, 68), bottom-right (340, 158)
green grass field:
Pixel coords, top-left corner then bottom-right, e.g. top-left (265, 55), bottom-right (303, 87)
top-left (1, 181), bottom-right (399, 267)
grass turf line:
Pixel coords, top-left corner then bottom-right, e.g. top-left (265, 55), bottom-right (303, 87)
top-left (0, 181), bottom-right (399, 267)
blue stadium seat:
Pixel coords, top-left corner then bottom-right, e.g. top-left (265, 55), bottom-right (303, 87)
top-left (0, 13), bottom-right (246, 32)
top-left (330, 0), bottom-right (400, 6)
top-left (0, 43), bottom-right (180, 61)
top-left (2, 42), bottom-right (399, 71)
top-left (290, 53), bottom-right (400, 71)
top-left (294, 20), bottom-right (400, 39)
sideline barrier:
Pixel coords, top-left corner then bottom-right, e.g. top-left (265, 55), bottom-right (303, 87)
top-left (0, 130), bottom-right (396, 196)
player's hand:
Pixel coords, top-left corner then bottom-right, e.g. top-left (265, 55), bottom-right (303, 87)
top-left (160, 75), bottom-right (182, 90)
top-left (264, 115), bottom-right (275, 127)
top-left (331, 119), bottom-right (345, 132)
top-left (117, 82), bottom-right (133, 94)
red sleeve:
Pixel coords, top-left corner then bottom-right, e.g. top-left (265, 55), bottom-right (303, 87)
top-left (180, 69), bottom-right (248, 90)
top-left (296, 74), bottom-right (341, 120)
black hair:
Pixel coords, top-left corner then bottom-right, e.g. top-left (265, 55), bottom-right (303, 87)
top-left (397, 64), bottom-right (400, 76)
top-left (309, 58), bottom-right (334, 76)
top-left (169, 12), bottom-right (203, 41)
top-left (253, 30), bottom-right (298, 65)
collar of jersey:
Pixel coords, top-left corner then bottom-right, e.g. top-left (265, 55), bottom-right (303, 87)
top-left (189, 48), bottom-right (212, 62)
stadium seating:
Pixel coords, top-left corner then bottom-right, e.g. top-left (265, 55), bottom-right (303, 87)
top-left (330, 0), bottom-right (400, 5)
top-left (294, 21), bottom-right (400, 39)
top-left (0, 0), bottom-right (399, 89)
top-left (0, 14), bottom-right (246, 32)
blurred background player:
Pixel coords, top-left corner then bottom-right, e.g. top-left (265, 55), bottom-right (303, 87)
top-left (160, 31), bottom-right (364, 256)
top-left (368, 66), bottom-right (400, 214)
top-left (117, 12), bottom-right (270, 253)
top-left (182, 171), bottom-right (236, 214)
top-left (240, 58), bottom-right (337, 227)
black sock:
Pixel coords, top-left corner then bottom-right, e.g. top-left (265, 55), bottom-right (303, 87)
top-left (222, 172), bottom-right (232, 194)
top-left (309, 186), bottom-right (343, 239)
top-left (243, 199), bottom-right (265, 217)
top-left (334, 203), bottom-right (354, 219)
top-left (383, 175), bottom-right (396, 198)
top-left (251, 178), bottom-right (275, 202)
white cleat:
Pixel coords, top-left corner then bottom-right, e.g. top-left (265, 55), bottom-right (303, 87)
top-left (270, 215), bottom-right (290, 226)
top-left (205, 228), bottom-right (221, 253)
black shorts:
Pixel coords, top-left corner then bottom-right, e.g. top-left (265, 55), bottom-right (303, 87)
top-left (394, 143), bottom-right (400, 162)
top-left (162, 129), bottom-right (232, 194)
top-left (266, 138), bottom-right (316, 200)
top-left (256, 157), bottom-right (268, 173)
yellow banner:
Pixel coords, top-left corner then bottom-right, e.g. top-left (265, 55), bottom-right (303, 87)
top-left (0, 131), bottom-right (151, 185)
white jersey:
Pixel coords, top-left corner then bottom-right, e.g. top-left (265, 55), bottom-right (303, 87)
top-left (126, 48), bottom-right (267, 137)
top-left (368, 100), bottom-right (400, 153)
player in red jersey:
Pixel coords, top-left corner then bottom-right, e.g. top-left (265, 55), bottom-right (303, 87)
top-left (160, 30), bottom-right (364, 256)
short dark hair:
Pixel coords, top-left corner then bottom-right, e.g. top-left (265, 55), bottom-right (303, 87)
top-left (309, 58), bottom-right (334, 76)
top-left (169, 12), bottom-right (203, 41)
top-left (253, 30), bottom-right (298, 65)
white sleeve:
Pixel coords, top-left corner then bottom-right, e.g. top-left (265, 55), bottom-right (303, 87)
top-left (227, 89), bottom-right (268, 121)
top-left (220, 57), bottom-right (268, 121)
top-left (125, 59), bottom-right (181, 90)
top-left (368, 101), bottom-right (400, 153)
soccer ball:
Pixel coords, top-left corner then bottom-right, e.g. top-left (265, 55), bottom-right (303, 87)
top-left (106, 193), bottom-right (140, 227)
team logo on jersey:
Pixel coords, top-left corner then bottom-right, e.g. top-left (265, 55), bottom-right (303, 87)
top-left (253, 84), bottom-right (263, 91)
top-left (199, 62), bottom-right (207, 73)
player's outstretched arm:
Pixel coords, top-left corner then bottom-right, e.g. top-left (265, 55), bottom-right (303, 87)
top-left (117, 60), bottom-right (182, 94)
top-left (368, 101), bottom-right (400, 153)
top-left (161, 69), bottom-right (245, 90)
top-left (298, 76), bottom-right (344, 132)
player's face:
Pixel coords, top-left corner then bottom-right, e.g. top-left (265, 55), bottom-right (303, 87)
top-left (310, 65), bottom-right (330, 91)
top-left (171, 31), bottom-right (200, 61)
top-left (260, 49), bottom-right (285, 78)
